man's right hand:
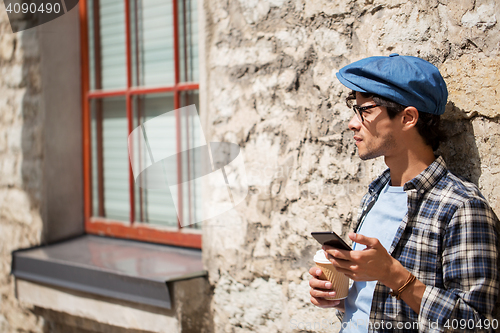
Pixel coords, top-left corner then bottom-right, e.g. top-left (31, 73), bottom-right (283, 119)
top-left (309, 266), bottom-right (345, 311)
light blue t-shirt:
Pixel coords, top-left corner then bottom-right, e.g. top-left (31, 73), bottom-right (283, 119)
top-left (341, 182), bottom-right (407, 333)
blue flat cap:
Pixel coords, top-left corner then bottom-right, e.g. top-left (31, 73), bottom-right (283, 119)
top-left (336, 54), bottom-right (448, 115)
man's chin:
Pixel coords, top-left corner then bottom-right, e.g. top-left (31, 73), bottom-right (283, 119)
top-left (359, 154), bottom-right (373, 161)
top-left (358, 150), bottom-right (381, 161)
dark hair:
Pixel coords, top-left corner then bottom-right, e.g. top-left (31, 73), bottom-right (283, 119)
top-left (346, 90), bottom-right (443, 151)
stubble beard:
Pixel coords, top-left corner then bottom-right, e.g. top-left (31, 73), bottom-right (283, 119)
top-left (357, 133), bottom-right (397, 161)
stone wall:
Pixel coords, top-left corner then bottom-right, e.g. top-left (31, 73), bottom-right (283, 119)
top-left (201, 0), bottom-right (500, 332)
top-left (0, 5), bottom-right (44, 333)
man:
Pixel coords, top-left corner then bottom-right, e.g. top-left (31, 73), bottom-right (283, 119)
top-left (309, 54), bottom-right (499, 332)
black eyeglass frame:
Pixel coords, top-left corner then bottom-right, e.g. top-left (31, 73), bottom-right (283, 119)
top-left (351, 104), bottom-right (380, 123)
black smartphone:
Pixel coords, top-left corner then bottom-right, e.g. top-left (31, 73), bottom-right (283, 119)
top-left (311, 231), bottom-right (352, 251)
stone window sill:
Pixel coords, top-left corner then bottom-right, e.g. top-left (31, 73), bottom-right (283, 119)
top-left (11, 235), bottom-right (209, 332)
top-left (11, 235), bottom-right (206, 309)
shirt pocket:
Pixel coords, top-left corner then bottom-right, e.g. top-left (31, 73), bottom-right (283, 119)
top-left (397, 226), bottom-right (442, 286)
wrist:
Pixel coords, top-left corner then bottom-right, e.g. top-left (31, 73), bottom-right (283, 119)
top-left (390, 272), bottom-right (416, 300)
top-left (380, 258), bottom-right (407, 290)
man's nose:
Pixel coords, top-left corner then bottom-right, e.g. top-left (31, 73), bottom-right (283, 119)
top-left (348, 114), bottom-right (361, 131)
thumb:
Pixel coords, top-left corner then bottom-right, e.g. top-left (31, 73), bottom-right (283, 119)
top-left (349, 232), bottom-right (379, 248)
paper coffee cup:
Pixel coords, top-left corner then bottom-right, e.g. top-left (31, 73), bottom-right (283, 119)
top-left (313, 250), bottom-right (349, 300)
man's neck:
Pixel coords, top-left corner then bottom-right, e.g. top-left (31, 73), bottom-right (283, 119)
top-left (384, 147), bottom-right (436, 187)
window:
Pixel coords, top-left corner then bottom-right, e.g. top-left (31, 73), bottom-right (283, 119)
top-left (81, 0), bottom-right (201, 248)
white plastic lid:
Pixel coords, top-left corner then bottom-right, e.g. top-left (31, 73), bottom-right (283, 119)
top-left (313, 250), bottom-right (331, 264)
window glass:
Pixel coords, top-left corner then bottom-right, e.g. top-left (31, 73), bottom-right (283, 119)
top-left (180, 91), bottom-right (201, 228)
top-left (131, 0), bottom-right (175, 87)
top-left (86, 0), bottom-right (201, 240)
top-left (178, 0), bottom-right (199, 82)
top-left (101, 0), bottom-right (127, 89)
top-left (91, 97), bottom-right (130, 221)
top-left (132, 94), bottom-right (178, 227)
top-left (87, 0), bottom-right (127, 90)
top-left (87, 0), bottom-right (96, 91)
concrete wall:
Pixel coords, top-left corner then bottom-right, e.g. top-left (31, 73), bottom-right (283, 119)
top-left (15, 277), bottom-right (214, 333)
top-left (201, 0), bottom-right (500, 332)
top-left (0, 5), bottom-right (45, 333)
top-left (0, 1), bottom-right (84, 330)
top-left (39, 3), bottom-right (84, 244)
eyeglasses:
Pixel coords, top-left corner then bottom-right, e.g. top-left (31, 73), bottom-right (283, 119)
top-left (352, 104), bottom-right (380, 123)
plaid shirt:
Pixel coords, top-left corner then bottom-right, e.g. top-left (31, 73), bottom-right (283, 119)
top-left (349, 156), bottom-right (499, 333)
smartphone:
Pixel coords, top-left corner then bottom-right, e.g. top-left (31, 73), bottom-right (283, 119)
top-left (311, 231), bottom-right (352, 251)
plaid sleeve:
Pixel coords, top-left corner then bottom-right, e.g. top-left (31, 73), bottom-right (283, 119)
top-left (418, 198), bottom-right (499, 332)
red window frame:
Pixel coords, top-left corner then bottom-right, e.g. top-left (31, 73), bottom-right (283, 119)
top-left (79, 0), bottom-right (202, 248)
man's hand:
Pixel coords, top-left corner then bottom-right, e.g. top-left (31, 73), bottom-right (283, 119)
top-left (308, 266), bottom-right (345, 311)
top-left (323, 232), bottom-right (403, 288)
top-left (323, 232), bottom-right (425, 314)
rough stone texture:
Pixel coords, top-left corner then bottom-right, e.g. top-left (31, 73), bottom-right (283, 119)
top-left (0, 3), bottom-right (45, 332)
top-left (201, 0), bottom-right (500, 332)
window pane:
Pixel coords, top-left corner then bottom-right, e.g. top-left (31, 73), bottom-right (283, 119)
top-left (180, 91), bottom-right (201, 228)
top-left (132, 94), bottom-right (178, 227)
top-left (101, 0), bottom-right (127, 89)
top-left (87, 0), bottom-right (96, 90)
top-left (131, 0), bottom-right (175, 87)
top-left (179, 0), bottom-right (199, 82)
top-left (91, 97), bottom-right (130, 221)
top-left (88, 0), bottom-right (127, 90)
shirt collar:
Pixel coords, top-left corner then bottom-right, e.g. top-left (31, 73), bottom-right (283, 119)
top-left (368, 169), bottom-right (391, 196)
top-left (403, 156), bottom-right (447, 193)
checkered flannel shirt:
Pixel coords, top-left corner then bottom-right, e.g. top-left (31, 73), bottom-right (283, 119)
top-left (350, 156), bottom-right (499, 333)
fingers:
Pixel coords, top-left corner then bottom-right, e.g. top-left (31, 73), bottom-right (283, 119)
top-left (308, 265), bottom-right (344, 309)
top-left (309, 276), bottom-right (332, 290)
top-left (349, 232), bottom-right (380, 248)
top-left (309, 266), bottom-right (323, 277)
top-left (309, 267), bottom-right (337, 300)
top-left (318, 249), bottom-right (359, 277)
top-left (310, 296), bottom-right (341, 308)
top-left (309, 284), bottom-right (337, 299)
top-left (309, 282), bottom-right (340, 307)
top-left (322, 247), bottom-right (351, 261)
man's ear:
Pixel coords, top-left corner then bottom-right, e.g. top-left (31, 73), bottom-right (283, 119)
top-left (401, 106), bottom-right (419, 130)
